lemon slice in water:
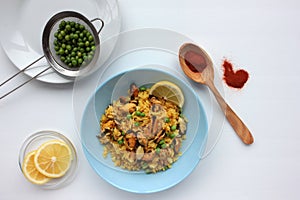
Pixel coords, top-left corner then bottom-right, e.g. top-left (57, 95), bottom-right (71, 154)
top-left (34, 140), bottom-right (72, 178)
top-left (22, 151), bottom-right (51, 185)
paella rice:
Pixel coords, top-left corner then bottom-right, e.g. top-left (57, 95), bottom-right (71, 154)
top-left (97, 83), bottom-right (188, 173)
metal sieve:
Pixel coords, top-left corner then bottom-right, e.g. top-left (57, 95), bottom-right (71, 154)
top-left (0, 11), bottom-right (104, 100)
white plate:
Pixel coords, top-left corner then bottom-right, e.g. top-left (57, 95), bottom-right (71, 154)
top-left (0, 0), bottom-right (121, 83)
top-left (73, 28), bottom-right (225, 161)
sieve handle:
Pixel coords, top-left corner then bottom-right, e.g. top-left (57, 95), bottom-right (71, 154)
top-left (0, 56), bottom-right (52, 100)
top-left (90, 18), bottom-right (105, 35)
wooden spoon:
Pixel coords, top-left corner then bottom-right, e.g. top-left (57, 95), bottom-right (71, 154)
top-left (179, 43), bottom-right (254, 144)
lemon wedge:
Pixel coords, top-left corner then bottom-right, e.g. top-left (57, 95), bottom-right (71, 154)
top-left (149, 81), bottom-right (184, 107)
top-left (34, 140), bottom-right (72, 178)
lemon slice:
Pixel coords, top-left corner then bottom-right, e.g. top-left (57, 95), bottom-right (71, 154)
top-left (22, 151), bottom-right (51, 185)
top-left (149, 81), bottom-right (184, 107)
top-left (34, 140), bottom-right (72, 178)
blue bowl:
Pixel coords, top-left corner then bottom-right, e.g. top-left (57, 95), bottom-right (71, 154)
top-left (80, 67), bottom-right (208, 193)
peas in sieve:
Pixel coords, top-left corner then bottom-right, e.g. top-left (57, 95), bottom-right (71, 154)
top-left (53, 20), bottom-right (96, 68)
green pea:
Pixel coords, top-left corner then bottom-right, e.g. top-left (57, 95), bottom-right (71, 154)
top-left (118, 139), bottom-right (124, 145)
top-left (171, 125), bottom-right (177, 131)
top-left (140, 112), bottom-right (145, 117)
top-left (159, 139), bottom-right (165, 145)
top-left (72, 59), bottom-right (77, 66)
top-left (85, 41), bottom-right (90, 47)
top-left (53, 39), bottom-right (59, 46)
top-left (65, 35), bottom-right (70, 41)
top-left (155, 148), bottom-right (161, 154)
top-left (87, 54), bottom-right (93, 60)
top-left (54, 46), bottom-right (60, 51)
top-left (65, 24), bottom-right (71, 31)
top-left (88, 35), bottom-right (94, 42)
top-left (126, 114), bottom-right (132, 119)
top-left (60, 56), bottom-right (66, 62)
top-left (78, 58), bottom-right (83, 65)
top-left (89, 51), bottom-right (94, 56)
top-left (58, 48), bottom-right (64, 55)
top-left (69, 33), bottom-right (74, 39)
top-left (70, 21), bottom-right (75, 27)
top-left (170, 133), bottom-right (176, 139)
top-left (139, 86), bottom-right (147, 91)
top-left (59, 20), bottom-right (66, 29)
top-left (73, 33), bottom-right (78, 39)
top-left (66, 56), bottom-right (71, 63)
top-left (164, 117), bottom-right (170, 123)
top-left (161, 143), bottom-right (167, 149)
top-left (79, 42), bottom-right (84, 47)
top-left (57, 33), bottom-right (63, 40)
top-left (134, 122), bottom-right (140, 126)
top-left (60, 30), bottom-right (66, 37)
top-left (66, 45), bottom-right (72, 51)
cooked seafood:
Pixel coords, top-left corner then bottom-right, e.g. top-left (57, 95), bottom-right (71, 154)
top-left (97, 83), bottom-right (187, 173)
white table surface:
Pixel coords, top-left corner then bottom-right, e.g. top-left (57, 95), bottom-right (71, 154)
top-left (1, 0), bottom-right (300, 199)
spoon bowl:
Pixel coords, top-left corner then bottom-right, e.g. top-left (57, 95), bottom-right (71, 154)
top-left (179, 43), bottom-right (254, 145)
top-left (179, 43), bottom-right (214, 85)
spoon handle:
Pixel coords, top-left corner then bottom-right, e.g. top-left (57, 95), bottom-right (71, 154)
top-left (206, 80), bottom-right (254, 144)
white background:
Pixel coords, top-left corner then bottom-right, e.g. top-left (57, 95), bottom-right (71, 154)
top-left (1, 0), bottom-right (300, 199)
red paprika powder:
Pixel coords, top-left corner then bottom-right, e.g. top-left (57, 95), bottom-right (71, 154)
top-left (222, 59), bottom-right (249, 89)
